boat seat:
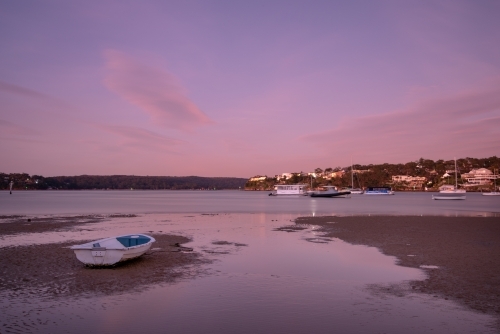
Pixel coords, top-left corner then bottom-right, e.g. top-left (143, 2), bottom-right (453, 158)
top-left (117, 235), bottom-right (151, 247)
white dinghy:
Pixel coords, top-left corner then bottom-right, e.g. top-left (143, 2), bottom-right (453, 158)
top-left (71, 234), bottom-right (155, 266)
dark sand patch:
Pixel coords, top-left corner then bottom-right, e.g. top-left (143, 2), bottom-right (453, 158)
top-left (108, 214), bottom-right (138, 218)
top-left (273, 225), bottom-right (308, 233)
top-left (212, 240), bottom-right (233, 245)
top-left (203, 250), bottom-right (231, 254)
top-left (0, 234), bottom-right (208, 299)
top-left (211, 241), bottom-right (248, 247)
top-left (292, 216), bottom-right (500, 320)
top-left (0, 215), bottom-right (106, 236)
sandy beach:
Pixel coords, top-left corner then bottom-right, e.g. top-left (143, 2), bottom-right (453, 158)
top-left (292, 215), bottom-right (500, 324)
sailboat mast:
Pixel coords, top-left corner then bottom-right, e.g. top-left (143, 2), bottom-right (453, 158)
top-left (454, 157), bottom-right (458, 189)
top-left (351, 157), bottom-right (354, 188)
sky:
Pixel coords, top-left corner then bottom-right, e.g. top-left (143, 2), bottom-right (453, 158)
top-left (1, 0), bottom-right (499, 177)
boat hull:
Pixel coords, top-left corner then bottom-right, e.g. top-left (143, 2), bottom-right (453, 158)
top-left (310, 191), bottom-right (351, 198)
top-left (482, 192), bottom-right (500, 196)
top-left (432, 195), bottom-right (466, 200)
top-left (71, 234), bottom-right (155, 266)
top-left (73, 243), bottom-right (153, 266)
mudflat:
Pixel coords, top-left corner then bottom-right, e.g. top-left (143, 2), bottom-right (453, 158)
top-left (0, 216), bottom-right (208, 301)
top-left (294, 216), bottom-right (500, 320)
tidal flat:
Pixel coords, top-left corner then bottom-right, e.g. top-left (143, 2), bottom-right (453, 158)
top-left (1, 212), bottom-right (499, 333)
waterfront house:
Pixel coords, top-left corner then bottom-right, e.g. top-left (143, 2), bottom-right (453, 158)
top-left (461, 168), bottom-right (498, 186)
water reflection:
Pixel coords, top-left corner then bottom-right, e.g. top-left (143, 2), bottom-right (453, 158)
top-left (0, 213), bottom-right (496, 333)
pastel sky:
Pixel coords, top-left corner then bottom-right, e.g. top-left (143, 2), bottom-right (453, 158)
top-left (1, 1), bottom-right (499, 177)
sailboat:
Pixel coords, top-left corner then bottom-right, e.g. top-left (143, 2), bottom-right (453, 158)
top-left (433, 158), bottom-right (466, 200)
top-left (482, 169), bottom-right (500, 196)
top-left (343, 158), bottom-right (364, 194)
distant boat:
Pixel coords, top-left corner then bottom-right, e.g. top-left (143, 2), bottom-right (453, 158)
top-left (482, 191), bottom-right (500, 196)
top-left (342, 188), bottom-right (364, 194)
top-left (270, 184), bottom-right (308, 196)
top-left (343, 158), bottom-right (364, 194)
top-left (71, 234), bottom-right (155, 266)
top-left (482, 169), bottom-right (500, 196)
top-left (364, 187), bottom-right (394, 195)
top-left (432, 194), bottom-right (466, 200)
top-left (434, 158), bottom-right (465, 200)
top-left (310, 186), bottom-right (351, 198)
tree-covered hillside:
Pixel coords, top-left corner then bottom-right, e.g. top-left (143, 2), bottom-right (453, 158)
top-left (1, 174), bottom-right (247, 190)
top-left (245, 156), bottom-right (500, 191)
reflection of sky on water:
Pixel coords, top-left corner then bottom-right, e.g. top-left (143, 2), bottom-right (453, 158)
top-left (1, 190), bottom-right (499, 216)
top-left (0, 213), bottom-right (496, 332)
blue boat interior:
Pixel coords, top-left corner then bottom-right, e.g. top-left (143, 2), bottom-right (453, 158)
top-left (117, 235), bottom-right (151, 247)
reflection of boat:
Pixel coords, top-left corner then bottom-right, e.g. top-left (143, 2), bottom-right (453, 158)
top-left (434, 158), bottom-right (466, 200)
top-left (269, 184), bottom-right (308, 196)
top-left (71, 234), bottom-right (155, 266)
top-left (482, 169), bottom-right (500, 196)
top-left (364, 187), bottom-right (394, 195)
top-left (310, 186), bottom-right (351, 198)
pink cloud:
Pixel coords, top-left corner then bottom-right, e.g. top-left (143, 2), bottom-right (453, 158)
top-left (103, 50), bottom-right (213, 131)
top-left (301, 82), bottom-right (500, 163)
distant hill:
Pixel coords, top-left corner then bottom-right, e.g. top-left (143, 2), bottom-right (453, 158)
top-left (1, 174), bottom-right (248, 190)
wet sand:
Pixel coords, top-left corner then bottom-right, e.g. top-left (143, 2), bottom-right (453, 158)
top-left (294, 216), bottom-right (500, 320)
top-left (0, 216), bottom-right (209, 300)
top-left (0, 215), bottom-right (131, 236)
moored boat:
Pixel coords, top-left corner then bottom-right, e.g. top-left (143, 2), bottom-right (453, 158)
top-left (482, 191), bottom-right (500, 196)
top-left (364, 187), bottom-right (394, 195)
top-left (310, 186), bottom-right (351, 198)
top-left (432, 194), bottom-right (466, 200)
top-left (71, 234), bottom-right (155, 266)
top-left (346, 158), bottom-right (364, 194)
top-left (342, 188), bottom-right (364, 194)
top-left (482, 169), bottom-right (500, 196)
top-left (439, 185), bottom-right (466, 194)
top-left (269, 184), bottom-right (308, 196)
top-left (433, 158), bottom-right (466, 200)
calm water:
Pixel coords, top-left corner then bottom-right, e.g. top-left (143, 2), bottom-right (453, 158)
top-left (1, 191), bottom-right (499, 333)
top-left (1, 190), bottom-right (499, 216)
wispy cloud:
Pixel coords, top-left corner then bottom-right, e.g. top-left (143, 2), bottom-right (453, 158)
top-left (96, 124), bottom-right (184, 152)
top-left (0, 119), bottom-right (39, 136)
top-left (301, 82), bottom-right (500, 162)
top-left (103, 50), bottom-right (213, 131)
top-left (0, 81), bottom-right (49, 99)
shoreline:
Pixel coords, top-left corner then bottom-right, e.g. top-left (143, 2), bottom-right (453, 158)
top-left (293, 215), bottom-right (500, 323)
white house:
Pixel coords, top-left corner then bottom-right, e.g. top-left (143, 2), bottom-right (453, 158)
top-left (249, 176), bottom-right (267, 182)
top-left (461, 168), bottom-right (498, 186)
top-left (392, 175), bottom-right (427, 183)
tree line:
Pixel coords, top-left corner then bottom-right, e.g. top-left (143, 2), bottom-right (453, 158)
top-left (0, 174), bottom-right (248, 190)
